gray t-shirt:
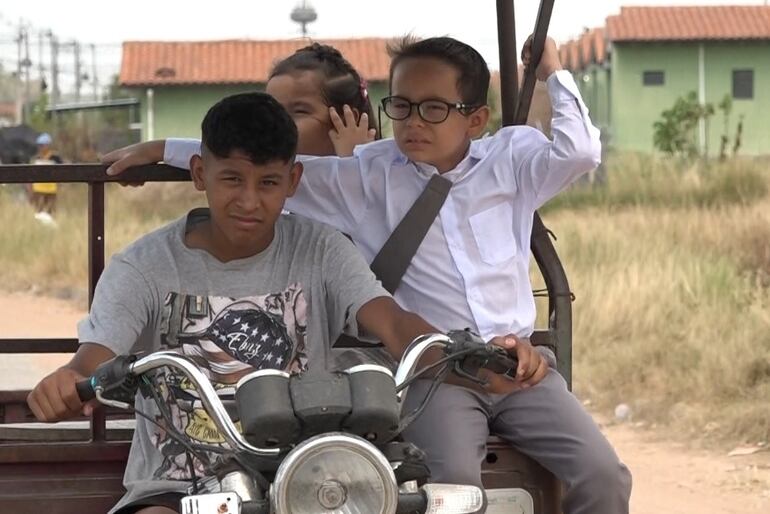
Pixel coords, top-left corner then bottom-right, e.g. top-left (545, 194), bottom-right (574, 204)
top-left (78, 209), bottom-right (390, 511)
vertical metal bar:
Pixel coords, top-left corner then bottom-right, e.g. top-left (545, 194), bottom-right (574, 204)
top-left (88, 182), bottom-right (107, 441)
top-left (514, 0), bottom-right (556, 124)
top-left (530, 216), bottom-right (573, 389)
top-left (496, 0), bottom-right (518, 127)
top-left (503, 0), bottom-right (572, 389)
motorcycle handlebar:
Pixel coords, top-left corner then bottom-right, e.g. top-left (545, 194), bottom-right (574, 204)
top-left (480, 344), bottom-right (519, 378)
top-left (75, 377), bottom-right (96, 402)
top-left (81, 332), bottom-right (514, 456)
top-left (81, 351), bottom-right (281, 457)
top-left (394, 331), bottom-right (520, 405)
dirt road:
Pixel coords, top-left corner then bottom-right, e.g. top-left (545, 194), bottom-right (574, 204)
top-left (1, 292), bottom-right (768, 513)
top-left (601, 416), bottom-right (769, 513)
top-left (0, 291), bottom-right (80, 389)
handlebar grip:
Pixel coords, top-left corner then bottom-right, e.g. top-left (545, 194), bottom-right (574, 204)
top-left (484, 347), bottom-right (519, 378)
top-left (76, 378), bottom-right (96, 402)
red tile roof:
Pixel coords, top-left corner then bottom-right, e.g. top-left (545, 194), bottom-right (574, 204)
top-left (607, 5), bottom-right (770, 42)
top-left (120, 38), bottom-right (391, 87)
top-left (0, 101), bottom-right (16, 120)
top-left (579, 30), bottom-right (594, 66)
top-left (592, 27), bottom-right (607, 63)
top-left (558, 41), bottom-right (571, 68)
top-left (558, 40), bottom-right (579, 71)
top-left (569, 39), bottom-right (581, 70)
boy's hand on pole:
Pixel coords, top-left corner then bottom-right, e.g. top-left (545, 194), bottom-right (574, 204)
top-left (521, 35), bottom-right (563, 82)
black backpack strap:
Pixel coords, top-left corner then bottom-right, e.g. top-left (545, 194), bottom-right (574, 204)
top-left (335, 174), bottom-right (452, 348)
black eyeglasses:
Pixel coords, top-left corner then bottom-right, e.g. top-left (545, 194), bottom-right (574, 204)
top-left (380, 96), bottom-right (479, 124)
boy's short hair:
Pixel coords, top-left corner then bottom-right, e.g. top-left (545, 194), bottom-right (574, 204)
top-left (201, 92), bottom-right (297, 164)
top-left (387, 36), bottom-right (490, 107)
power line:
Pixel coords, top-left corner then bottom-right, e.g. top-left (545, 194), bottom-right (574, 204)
top-left (0, 14), bottom-right (126, 105)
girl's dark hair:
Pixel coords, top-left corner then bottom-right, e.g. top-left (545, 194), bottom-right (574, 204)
top-left (270, 43), bottom-right (378, 137)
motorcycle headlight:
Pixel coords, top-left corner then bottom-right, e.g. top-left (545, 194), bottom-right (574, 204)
top-left (271, 432), bottom-right (398, 514)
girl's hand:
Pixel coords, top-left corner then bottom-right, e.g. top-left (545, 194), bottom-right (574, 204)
top-left (101, 140), bottom-right (167, 185)
top-left (328, 105), bottom-right (376, 157)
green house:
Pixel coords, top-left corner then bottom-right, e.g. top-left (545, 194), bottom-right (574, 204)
top-left (562, 5), bottom-right (770, 155)
top-left (119, 38), bottom-right (391, 141)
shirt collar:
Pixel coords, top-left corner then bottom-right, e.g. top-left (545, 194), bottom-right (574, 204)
top-left (392, 140), bottom-right (483, 179)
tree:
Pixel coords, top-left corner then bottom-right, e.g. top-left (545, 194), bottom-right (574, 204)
top-left (27, 92), bottom-right (51, 133)
top-left (653, 91), bottom-right (714, 159)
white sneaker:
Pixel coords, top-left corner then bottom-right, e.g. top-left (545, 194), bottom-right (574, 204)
top-left (34, 212), bottom-right (57, 227)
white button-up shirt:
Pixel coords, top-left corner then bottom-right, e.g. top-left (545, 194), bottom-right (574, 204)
top-left (165, 71), bottom-right (600, 340)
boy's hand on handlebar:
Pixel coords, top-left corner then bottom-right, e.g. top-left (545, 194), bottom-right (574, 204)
top-left (481, 370), bottom-right (524, 395)
top-left (488, 334), bottom-right (548, 389)
top-left (329, 105), bottom-right (376, 157)
top-left (101, 140), bottom-right (167, 181)
top-left (27, 367), bottom-right (92, 422)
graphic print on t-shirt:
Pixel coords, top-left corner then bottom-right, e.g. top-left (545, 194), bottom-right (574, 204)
top-left (149, 284), bottom-right (307, 480)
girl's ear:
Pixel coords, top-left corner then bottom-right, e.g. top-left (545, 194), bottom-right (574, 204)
top-left (467, 106), bottom-right (491, 138)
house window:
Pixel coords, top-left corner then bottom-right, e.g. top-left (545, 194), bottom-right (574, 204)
top-left (643, 71), bottom-right (665, 86)
top-left (733, 70), bottom-right (754, 99)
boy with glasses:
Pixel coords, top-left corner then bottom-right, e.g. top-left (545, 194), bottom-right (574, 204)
top-left (105, 36), bottom-right (631, 514)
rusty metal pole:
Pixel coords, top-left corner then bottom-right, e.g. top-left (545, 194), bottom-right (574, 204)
top-left (514, 0), bottom-right (555, 124)
top-left (88, 182), bottom-right (106, 441)
top-left (496, 0), bottom-right (518, 127)
top-left (497, 0), bottom-right (573, 389)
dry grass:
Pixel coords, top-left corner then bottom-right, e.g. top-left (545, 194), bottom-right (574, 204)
top-left (537, 155), bottom-right (770, 446)
top-left (1, 154), bottom-right (768, 445)
top-left (0, 182), bottom-right (203, 302)
top-left (542, 153), bottom-right (769, 212)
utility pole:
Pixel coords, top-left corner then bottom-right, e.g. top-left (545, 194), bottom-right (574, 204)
top-left (90, 43), bottom-right (99, 100)
top-left (23, 25), bottom-right (31, 121)
top-left (48, 31), bottom-right (60, 106)
top-left (73, 40), bottom-right (82, 102)
top-left (48, 31), bottom-right (60, 139)
top-left (38, 30), bottom-right (45, 90)
top-left (15, 25), bottom-right (23, 123)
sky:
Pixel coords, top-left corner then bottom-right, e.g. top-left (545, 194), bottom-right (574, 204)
top-left (0, 0), bottom-right (767, 97)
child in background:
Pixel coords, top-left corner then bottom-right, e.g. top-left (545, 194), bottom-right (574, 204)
top-left (29, 132), bottom-right (63, 225)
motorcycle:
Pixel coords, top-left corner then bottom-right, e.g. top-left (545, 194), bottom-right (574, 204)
top-left (76, 330), bottom-right (519, 514)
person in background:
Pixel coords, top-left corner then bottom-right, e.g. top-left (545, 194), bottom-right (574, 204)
top-left (29, 132), bottom-right (63, 224)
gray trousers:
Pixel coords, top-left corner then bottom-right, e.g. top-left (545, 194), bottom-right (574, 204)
top-left (401, 363), bottom-right (632, 514)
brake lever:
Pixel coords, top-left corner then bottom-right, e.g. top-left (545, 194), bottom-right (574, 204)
top-left (445, 329), bottom-right (496, 384)
top-left (485, 345), bottom-right (519, 379)
top-left (446, 329), bottom-right (519, 382)
top-left (451, 361), bottom-right (489, 385)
